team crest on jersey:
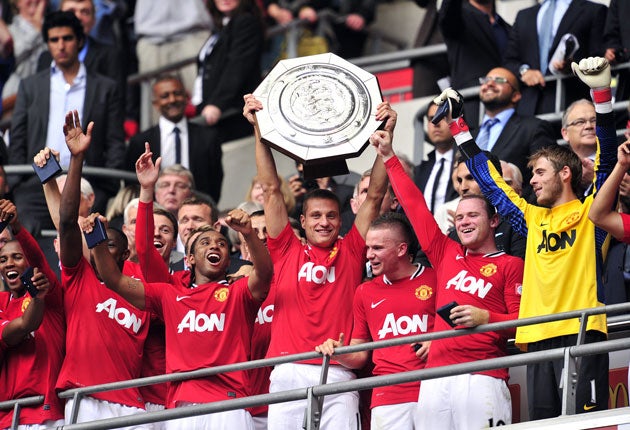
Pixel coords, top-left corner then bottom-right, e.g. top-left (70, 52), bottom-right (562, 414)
top-left (565, 212), bottom-right (580, 225)
top-left (479, 263), bottom-right (497, 277)
top-left (21, 297), bottom-right (31, 313)
top-left (214, 287), bottom-right (229, 302)
top-left (415, 285), bottom-right (433, 301)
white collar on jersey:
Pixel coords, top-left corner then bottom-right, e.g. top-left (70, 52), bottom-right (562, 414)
top-left (383, 263), bottom-right (425, 285)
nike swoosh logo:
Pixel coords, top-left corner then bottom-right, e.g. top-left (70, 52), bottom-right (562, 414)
top-left (540, 222), bottom-right (548, 226)
top-left (176, 295), bottom-right (191, 302)
top-left (456, 255), bottom-right (464, 260)
top-left (371, 299), bottom-right (386, 309)
top-left (583, 404), bottom-right (597, 411)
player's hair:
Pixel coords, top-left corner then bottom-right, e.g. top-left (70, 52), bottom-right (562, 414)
top-left (302, 189), bottom-right (341, 214)
top-left (528, 145), bottom-right (582, 196)
top-left (42, 10), bottom-right (85, 45)
top-left (186, 224), bottom-right (216, 255)
top-left (370, 212), bottom-right (419, 257)
top-left (180, 196), bottom-right (218, 224)
top-left (153, 207), bottom-right (178, 242)
top-left (459, 194), bottom-right (497, 219)
top-left (107, 227), bottom-right (128, 251)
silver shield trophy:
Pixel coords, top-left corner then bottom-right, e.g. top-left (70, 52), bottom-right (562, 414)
top-left (253, 53), bottom-right (384, 179)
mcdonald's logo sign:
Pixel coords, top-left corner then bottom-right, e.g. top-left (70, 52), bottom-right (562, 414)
top-left (609, 367), bottom-right (629, 409)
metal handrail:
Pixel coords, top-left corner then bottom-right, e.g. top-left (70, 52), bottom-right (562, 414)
top-left (4, 303), bottom-right (629, 428)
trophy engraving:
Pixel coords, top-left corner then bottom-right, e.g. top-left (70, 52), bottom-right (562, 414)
top-left (254, 53), bottom-right (383, 178)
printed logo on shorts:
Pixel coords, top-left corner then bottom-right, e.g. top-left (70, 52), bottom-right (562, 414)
top-left (415, 285), bottom-right (433, 301)
top-left (214, 288), bottom-right (229, 302)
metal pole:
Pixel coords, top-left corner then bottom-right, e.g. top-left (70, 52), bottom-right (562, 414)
top-left (305, 355), bottom-right (330, 430)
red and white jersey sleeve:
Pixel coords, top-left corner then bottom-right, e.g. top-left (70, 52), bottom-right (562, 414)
top-left (57, 258), bottom-right (150, 409)
top-left (144, 277), bottom-right (260, 407)
top-left (353, 265), bottom-right (436, 407)
top-left (265, 222), bottom-right (366, 364)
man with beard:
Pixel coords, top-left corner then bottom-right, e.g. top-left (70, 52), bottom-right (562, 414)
top-left (474, 67), bottom-right (556, 199)
top-left (126, 75), bottom-right (223, 204)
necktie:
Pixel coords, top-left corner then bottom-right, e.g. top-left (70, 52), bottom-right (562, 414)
top-left (431, 158), bottom-right (446, 214)
top-left (173, 126), bottom-right (181, 164)
top-left (477, 118), bottom-right (499, 151)
top-left (538, 0), bottom-right (557, 74)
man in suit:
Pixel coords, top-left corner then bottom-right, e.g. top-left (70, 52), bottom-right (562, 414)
top-left (438, 0), bottom-right (511, 127)
top-left (474, 67), bottom-right (557, 199)
top-left (414, 101), bottom-right (459, 216)
top-left (37, 0), bottom-right (124, 108)
top-left (561, 99), bottom-right (598, 196)
top-left (503, 0), bottom-right (607, 116)
top-left (8, 11), bottom-right (124, 234)
top-left (125, 75), bottom-right (223, 205)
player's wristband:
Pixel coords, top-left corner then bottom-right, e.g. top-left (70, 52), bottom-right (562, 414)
top-left (449, 117), bottom-right (473, 145)
top-left (591, 88), bottom-right (612, 114)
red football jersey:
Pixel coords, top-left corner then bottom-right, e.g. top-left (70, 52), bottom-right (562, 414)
top-left (352, 266), bottom-right (436, 407)
top-left (57, 258), bottom-right (150, 408)
top-left (0, 228), bottom-right (66, 427)
top-left (266, 223), bottom-right (366, 364)
top-left (144, 277), bottom-right (259, 407)
top-left (386, 155), bottom-right (523, 381)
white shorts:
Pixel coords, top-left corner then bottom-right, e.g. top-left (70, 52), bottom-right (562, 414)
top-left (416, 374), bottom-right (511, 430)
top-left (4, 419), bottom-right (64, 430)
top-left (267, 363), bottom-right (359, 430)
top-left (165, 403), bottom-right (254, 430)
top-left (145, 403), bottom-right (165, 430)
top-left (65, 397), bottom-right (151, 430)
top-left (371, 402), bottom-right (416, 430)
top-left (252, 414), bottom-right (267, 430)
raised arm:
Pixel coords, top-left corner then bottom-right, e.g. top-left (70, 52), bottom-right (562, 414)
top-left (59, 111), bottom-right (94, 268)
top-left (225, 208), bottom-right (272, 302)
top-left (353, 102), bottom-right (394, 238)
top-left (1, 268), bottom-right (49, 346)
top-left (244, 94), bottom-right (289, 238)
top-left (135, 143), bottom-right (171, 282)
top-left (84, 214), bottom-right (146, 310)
top-left (589, 141), bottom-right (630, 241)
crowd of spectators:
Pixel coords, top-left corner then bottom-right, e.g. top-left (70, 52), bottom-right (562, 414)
top-left (0, 0), bottom-right (630, 429)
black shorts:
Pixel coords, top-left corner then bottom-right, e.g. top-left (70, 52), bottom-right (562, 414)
top-left (526, 331), bottom-right (609, 420)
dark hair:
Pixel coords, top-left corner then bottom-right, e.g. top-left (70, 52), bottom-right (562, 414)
top-left (459, 194), bottom-right (496, 219)
top-left (180, 196), bottom-right (218, 224)
top-left (370, 212), bottom-right (419, 256)
top-left (42, 11), bottom-right (85, 45)
top-left (186, 224), bottom-right (216, 255)
top-left (302, 189), bottom-right (341, 215)
top-left (107, 227), bottom-right (128, 251)
top-left (154, 74), bottom-right (184, 88)
top-left (528, 145), bottom-right (582, 196)
top-left (153, 207), bottom-right (178, 242)
top-left (207, 0), bottom-right (264, 30)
